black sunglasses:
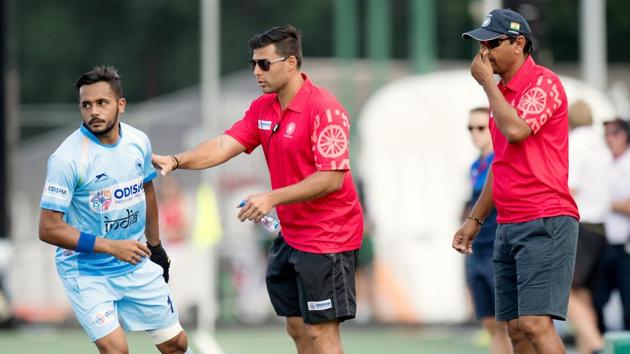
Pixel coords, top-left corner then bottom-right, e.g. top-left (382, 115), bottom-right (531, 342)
top-left (480, 37), bottom-right (512, 49)
top-left (468, 125), bottom-right (487, 132)
top-left (248, 57), bottom-right (287, 71)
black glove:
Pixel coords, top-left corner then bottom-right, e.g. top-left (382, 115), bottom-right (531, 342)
top-left (147, 242), bottom-right (171, 283)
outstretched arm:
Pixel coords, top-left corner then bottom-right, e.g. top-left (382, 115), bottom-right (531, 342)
top-left (153, 134), bottom-right (247, 175)
top-left (39, 209), bottom-right (151, 264)
top-left (238, 170), bottom-right (345, 222)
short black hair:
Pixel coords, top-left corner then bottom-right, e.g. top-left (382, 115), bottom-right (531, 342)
top-left (75, 65), bottom-right (123, 99)
top-left (248, 25), bottom-right (302, 69)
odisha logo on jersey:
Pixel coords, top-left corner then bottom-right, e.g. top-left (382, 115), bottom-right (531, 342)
top-left (90, 190), bottom-right (112, 212)
top-left (47, 185), bottom-right (68, 195)
top-left (113, 182), bottom-right (144, 199)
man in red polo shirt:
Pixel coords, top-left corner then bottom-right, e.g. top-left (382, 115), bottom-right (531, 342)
top-left (452, 9), bottom-right (579, 354)
top-left (153, 25), bottom-right (363, 354)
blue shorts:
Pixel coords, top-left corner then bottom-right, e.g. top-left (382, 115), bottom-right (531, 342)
top-left (466, 244), bottom-right (496, 320)
top-left (493, 216), bottom-right (578, 321)
top-left (61, 260), bottom-right (179, 342)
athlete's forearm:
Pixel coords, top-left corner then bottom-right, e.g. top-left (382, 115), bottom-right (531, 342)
top-left (175, 135), bottom-right (245, 170)
top-left (269, 170), bottom-right (345, 206)
top-left (143, 181), bottom-right (160, 246)
top-left (482, 81), bottom-right (531, 143)
top-left (39, 209), bottom-right (113, 254)
top-left (469, 168), bottom-right (495, 222)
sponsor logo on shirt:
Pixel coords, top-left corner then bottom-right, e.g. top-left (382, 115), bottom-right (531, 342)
top-left (104, 209), bottom-right (139, 232)
top-left (258, 119), bottom-right (272, 130)
top-left (90, 177), bottom-right (144, 213)
top-left (43, 183), bottom-right (71, 203)
top-left (307, 299), bottom-right (333, 311)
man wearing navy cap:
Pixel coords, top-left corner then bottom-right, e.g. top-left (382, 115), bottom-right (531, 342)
top-left (452, 8), bottom-right (580, 354)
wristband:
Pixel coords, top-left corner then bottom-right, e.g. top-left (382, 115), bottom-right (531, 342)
top-left (76, 232), bottom-right (97, 253)
top-left (170, 155), bottom-right (180, 170)
top-left (467, 215), bottom-right (485, 225)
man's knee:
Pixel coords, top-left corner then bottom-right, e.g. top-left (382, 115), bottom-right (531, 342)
top-left (96, 341), bottom-right (129, 354)
top-left (286, 317), bottom-right (306, 340)
top-left (156, 331), bottom-right (189, 354)
top-left (95, 328), bottom-right (129, 354)
top-left (518, 316), bottom-right (554, 339)
top-left (304, 321), bottom-right (339, 342)
top-left (507, 319), bottom-right (528, 341)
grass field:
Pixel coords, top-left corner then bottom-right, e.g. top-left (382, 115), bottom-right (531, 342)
top-left (0, 324), bottom-right (493, 354)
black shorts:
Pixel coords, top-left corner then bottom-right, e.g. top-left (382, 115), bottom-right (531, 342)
top-left (572, 222), bottom-right (607, 289)
top-left (265, 235), bottom-right (358, 324)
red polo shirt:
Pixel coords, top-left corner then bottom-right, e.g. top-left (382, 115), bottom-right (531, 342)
top-left (490, 56), bottom-right (579, 223)
top-left (225, 73), bottom-right (364, 253)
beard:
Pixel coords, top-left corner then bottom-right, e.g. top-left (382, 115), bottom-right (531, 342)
top-left (86, 107), bottom-right (119, 136)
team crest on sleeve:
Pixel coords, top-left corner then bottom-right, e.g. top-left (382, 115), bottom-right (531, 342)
top-left (135, 158), bottom-right (143, 175)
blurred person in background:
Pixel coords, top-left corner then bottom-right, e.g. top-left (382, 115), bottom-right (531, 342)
top-left (156, 175), bottom-right (191, 246)
top-left (152, 25), bottom-right (363, 354)
top-left (566, 100), bottom-right (609, 354)
top-left (463, 107), bottom-right (512, 354)
top-left (453, 8), bottom-right (579, 354)
top-left (593, 118), bottom-right (630, 334)
top-left (38, 66), bottom-right (193, 354)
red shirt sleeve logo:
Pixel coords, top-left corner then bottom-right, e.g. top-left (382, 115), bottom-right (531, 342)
top-left (311, 108), bottom-right (351, 170)
top-left (517, 75), bottom-right (563, 134)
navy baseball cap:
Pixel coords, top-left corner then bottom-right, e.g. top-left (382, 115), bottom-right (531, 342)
top-left (462, 8), bottom-right (532, 41)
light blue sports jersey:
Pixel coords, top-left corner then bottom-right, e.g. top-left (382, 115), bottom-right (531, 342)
top-left (40, 123), bottom-right (157, 278)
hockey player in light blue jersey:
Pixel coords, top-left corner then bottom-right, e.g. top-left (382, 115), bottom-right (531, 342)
top-left (39, 66), bottom-right (193, 354)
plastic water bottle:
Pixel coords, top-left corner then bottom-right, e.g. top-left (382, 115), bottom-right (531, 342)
top-left (238, 200), bottom-right (281, 233)
top-left (260, 215), bottom-right (281, 233)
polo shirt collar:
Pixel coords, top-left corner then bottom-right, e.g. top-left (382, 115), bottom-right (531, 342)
top-left (283, 73), bottom-right (313, 113)
top-left (503, 55), bottom-right (536, 92)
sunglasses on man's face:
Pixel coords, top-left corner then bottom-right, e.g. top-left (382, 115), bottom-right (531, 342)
top-left (480, 37), bottom-right (511, 49)
top-left (248, 57), bottom-right (287, 71)
top-left (604, 128), bottom-right (624, 137)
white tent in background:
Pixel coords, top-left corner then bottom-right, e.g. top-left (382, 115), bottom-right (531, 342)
top-left (357, 69), bottom-right (616, 323)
